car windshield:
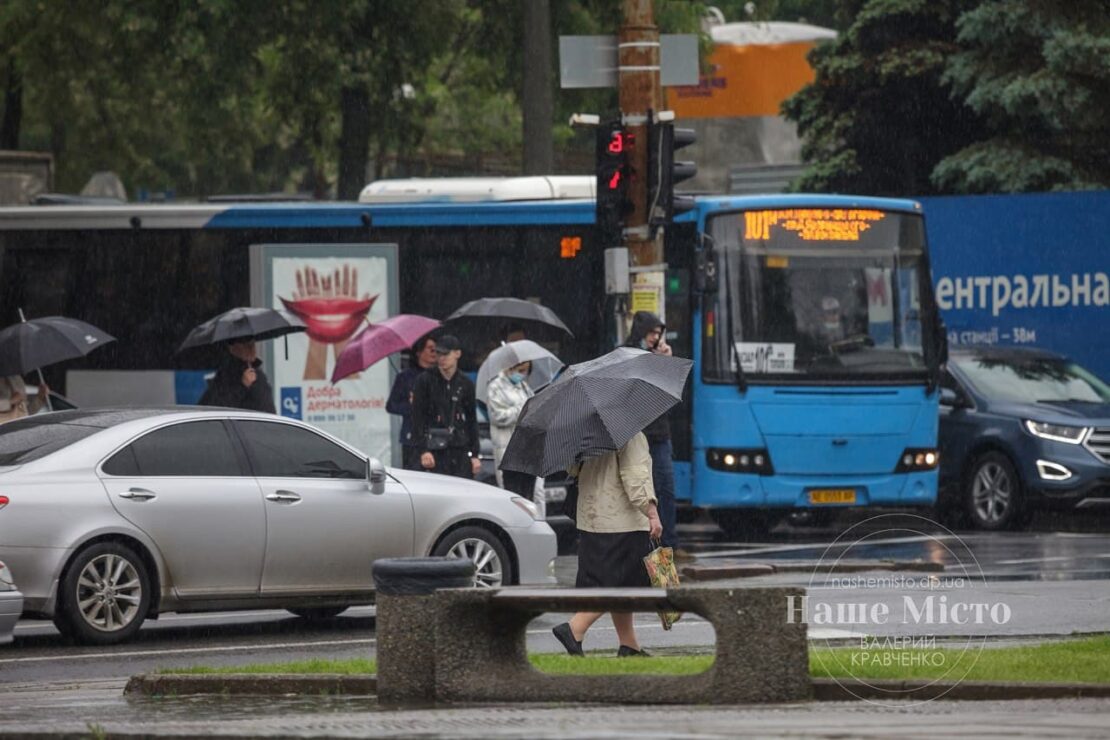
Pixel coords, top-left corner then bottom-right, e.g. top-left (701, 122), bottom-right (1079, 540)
top-left (704, 209), bottom-right (937, 382)
top-left (954, 356), bottom-right (1110, 404)
top-left (0, 414), bottom-right (104, 464)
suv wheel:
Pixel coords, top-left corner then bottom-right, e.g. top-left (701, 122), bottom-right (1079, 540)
top-left (964, 452), bottom-right (1025, 531)
top-left (55, 542), bottom-right (151, 645)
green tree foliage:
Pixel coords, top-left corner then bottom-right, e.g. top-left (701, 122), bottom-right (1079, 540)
top-left (0, 1), bottom-right (288, 196)
top-left (932, 0), bottom-right (1110, 193)
top-left (0, 1), bottom-right (706, 198)
top-left (783, 0), bottom-right (984, 196)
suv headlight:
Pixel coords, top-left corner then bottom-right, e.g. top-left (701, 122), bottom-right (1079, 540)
top-left (511, 496), bottom-right (543, 521)
top-left (1024, 420), bottom-right (1089, 445)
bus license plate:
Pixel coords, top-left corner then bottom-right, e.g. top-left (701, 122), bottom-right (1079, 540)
top-left (809, 489), bottom-right (856, 505)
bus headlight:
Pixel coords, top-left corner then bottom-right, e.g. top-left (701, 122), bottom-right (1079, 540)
top-left (707, 448), bottom-right (774, 475)
top-left (895, 448), bottom-right (939, 472)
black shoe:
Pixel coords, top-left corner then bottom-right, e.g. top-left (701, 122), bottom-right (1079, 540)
top-left (552, 622), bottom-right (584, 656)
top-left (617, 645), bottom-right (651, 658)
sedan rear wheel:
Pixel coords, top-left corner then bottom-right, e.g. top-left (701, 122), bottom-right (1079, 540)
top-left (55, 542), bottom-right (151, 645)
top-left (432, 526), bottom-right (512, 588)
top-left (965, 452), bottom-right (1024, 531)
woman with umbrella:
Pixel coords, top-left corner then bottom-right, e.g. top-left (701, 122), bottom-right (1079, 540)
top-left (487, 359), bottom-right (535, 496)
top-left (0, 312), bottom-right (116, 419)
top-left (552, 431), bottom-right (663, 657)
top-left (480, 339), bottom-right (563, 498)
top-left (499, 346), bottom-right (691, 657)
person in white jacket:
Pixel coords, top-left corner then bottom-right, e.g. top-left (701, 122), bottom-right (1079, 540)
top-left (487, 361), bottom-right (537, 498)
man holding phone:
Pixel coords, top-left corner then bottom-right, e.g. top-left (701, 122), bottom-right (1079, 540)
top-left (624, 311), bottom-right (690, 559)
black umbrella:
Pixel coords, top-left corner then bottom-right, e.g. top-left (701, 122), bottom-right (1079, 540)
top-left (445, 297), bottom-right (574, 338)
top-left (499, 347), bottom-right (692, 477)
top-left (0, 314), bottom-right (116, 377)
top-left (177, 307), bottom-right (306, 353)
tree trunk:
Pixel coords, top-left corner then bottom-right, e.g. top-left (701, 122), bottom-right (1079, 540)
top-left (521, 0), bottom-right (553, 175)
top-left (1, 57), bottom-right (22, 150)
top-left (338, 85), bottom-right (371, 200)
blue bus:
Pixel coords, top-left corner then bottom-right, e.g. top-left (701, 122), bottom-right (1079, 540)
top-left (682, 195), bottom-right (946, 537)
top-left (0, 181), bottom-right (946, 535)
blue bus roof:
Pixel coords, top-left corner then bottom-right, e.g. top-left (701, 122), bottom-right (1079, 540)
top-left (0, 194), bottom-right (923, 231)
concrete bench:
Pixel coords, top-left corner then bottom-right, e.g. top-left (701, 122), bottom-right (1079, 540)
top-left (431, 585), bottom-right (810, 705)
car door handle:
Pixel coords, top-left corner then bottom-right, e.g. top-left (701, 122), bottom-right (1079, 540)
top-left (118, 488), bottom-right (157, 501)
top-left (265, 491), bottom-right (302, 503)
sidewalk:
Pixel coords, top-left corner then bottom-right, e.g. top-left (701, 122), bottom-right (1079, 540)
top-left (2, 679), bottom-right (1110, 738)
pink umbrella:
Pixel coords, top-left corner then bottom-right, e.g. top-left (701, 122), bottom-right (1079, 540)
top-left (331, 314), bottom-right (441, 383)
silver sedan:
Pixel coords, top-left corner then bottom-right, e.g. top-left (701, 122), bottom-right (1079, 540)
top-left (0, 408), bottom-right (556, 645)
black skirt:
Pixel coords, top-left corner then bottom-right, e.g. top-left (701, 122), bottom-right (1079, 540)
top-left (575, 530), bottom-right (652, 589)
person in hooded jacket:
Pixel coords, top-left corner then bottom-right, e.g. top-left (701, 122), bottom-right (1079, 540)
top-left (198, 338), bottom-right (276, 413)
top-left (623, 310), bottom-right (689, 559)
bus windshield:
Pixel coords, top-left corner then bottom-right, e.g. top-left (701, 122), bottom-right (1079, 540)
top-left (703, 208), bottom-right (938, 383)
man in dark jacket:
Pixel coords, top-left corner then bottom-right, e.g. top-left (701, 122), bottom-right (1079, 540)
top-left (198, 338), bottom-right (276, 413)
top-left (411, 334), bottom-right (481, 479)
top-left (386, 335), bottom-right (437, 470)
top-left (624, 311), bottom-right (687, 556)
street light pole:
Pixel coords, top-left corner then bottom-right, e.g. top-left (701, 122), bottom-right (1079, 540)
top-left (619, 0), bottom-right (663, 268)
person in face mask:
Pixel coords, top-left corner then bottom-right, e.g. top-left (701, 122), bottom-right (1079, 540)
top-left (487, 360), bottom-right (537, 498)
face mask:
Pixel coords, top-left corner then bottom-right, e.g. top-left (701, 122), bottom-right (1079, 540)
top-left (823, 321), bottom-right (841, 333)
top-left (508, 372), bottom-right (525, 385)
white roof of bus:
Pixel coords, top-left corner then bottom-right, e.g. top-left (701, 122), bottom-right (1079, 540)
top-left (710, 21), bottom-right (836, 46)
top-left (359, 176), bottom-right (595, 203)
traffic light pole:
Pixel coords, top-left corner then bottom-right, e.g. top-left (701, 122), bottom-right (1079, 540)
top-left (619, 0), bottom-right (663, 268)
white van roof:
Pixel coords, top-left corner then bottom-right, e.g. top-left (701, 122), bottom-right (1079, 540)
top-left (358, 176), bottom-right (595, 203)
top-left (710, 21), bottom-right (836, 46)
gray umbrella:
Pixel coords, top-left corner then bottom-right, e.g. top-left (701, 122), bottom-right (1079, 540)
top-left (177, 307), bottom-right (306, 353)
top-left (445, 297), bottom-right (573, 337)
top-left (475, 340), bottom-right (563, 404)
top-left (0, 315), bottom-right (116, 377)
top-left (499, 347), bottom-right (692, 477)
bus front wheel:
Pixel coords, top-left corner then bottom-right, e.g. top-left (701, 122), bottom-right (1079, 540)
top-left (710, 509), bottom-right (779, 541)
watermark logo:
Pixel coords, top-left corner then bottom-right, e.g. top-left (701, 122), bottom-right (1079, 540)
top-left (795, 514), bottom-right (1001, 705)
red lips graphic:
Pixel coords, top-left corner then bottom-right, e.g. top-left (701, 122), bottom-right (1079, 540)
top-left (280, 295), bottom-right (377, 344)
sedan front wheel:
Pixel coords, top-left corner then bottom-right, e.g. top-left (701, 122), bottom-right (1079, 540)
top-left (432, 526), bottom-right (513, 588)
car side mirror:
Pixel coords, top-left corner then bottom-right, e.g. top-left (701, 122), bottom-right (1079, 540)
top-left (367, 458), bottom-right (387, 495)
top-left (939, 388), bottom-right (961, 408)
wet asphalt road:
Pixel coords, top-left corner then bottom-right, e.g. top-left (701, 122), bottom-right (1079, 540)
top-left (3, 510), bottom-right (1110, 686)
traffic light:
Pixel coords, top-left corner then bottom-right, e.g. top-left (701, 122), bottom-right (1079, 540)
top-left (595, 120), bottom-right (635, 247)
top-left (648, 120), bottom-right (697, 232)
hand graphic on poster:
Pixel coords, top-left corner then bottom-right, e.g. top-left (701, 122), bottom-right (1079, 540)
top-left (282, 264), bottom-right (377, 380)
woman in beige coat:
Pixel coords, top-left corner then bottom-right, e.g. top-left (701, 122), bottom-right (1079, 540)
top-left (552, 431), bottom-right (662, 657)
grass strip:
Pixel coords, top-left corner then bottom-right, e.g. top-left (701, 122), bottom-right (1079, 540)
top-left (811, 634), bottom-right (1110, 685)
top-left (159, 635), bottom-right (1110, 684)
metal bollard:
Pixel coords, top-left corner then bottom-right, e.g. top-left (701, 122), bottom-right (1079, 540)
top-left (372, 556), bottom-right (476, 703)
